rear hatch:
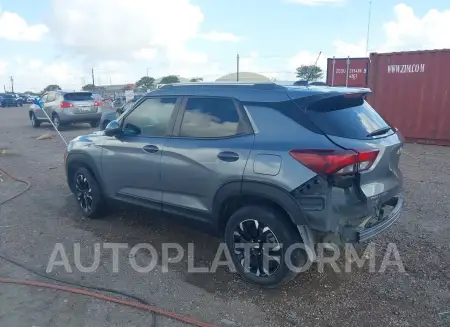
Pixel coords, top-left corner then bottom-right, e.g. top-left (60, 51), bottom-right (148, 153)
top-left (290, 89), bottom-right (403, 204)
top-left (64, 92), bottom-right (98, 113)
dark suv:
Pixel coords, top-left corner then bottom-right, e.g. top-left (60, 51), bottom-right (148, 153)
top-left (65, 83), bottom-right (404, 287)
top-left (0, 93), bottom-right (21, 107)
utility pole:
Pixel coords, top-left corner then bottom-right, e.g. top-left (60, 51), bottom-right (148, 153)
top-left (366, 0), bottom-right (372, 54)
top-left (146, 68), bottom-right (150, 77)
top-left (10, 76), bottom-right (14, 93)
top-left (3, 85), bottom-right (6, 92)
top-left (236, 53), bottom-right (240, 82)
top-left (91, 68), bottom-right (95, 89)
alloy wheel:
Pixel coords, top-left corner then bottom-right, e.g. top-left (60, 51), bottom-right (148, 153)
top-left (233, 219), bottom-right (282, 277)
top-left (75, 174), bottom-right (93, 213)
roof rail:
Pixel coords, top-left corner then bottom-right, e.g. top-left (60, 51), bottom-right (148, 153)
top-left (157, 82), bottom-right (284, 90)
top-left (251, 82), bottom-right (285, 89)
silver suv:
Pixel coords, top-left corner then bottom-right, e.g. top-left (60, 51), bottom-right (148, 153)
top-left (29, 91), bottom-right (102, 129)
top-left (65, 83), bottom-right (404, 287)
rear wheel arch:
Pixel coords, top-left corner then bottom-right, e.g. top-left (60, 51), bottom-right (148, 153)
top-left (213, 181), bottom-right (307, 234)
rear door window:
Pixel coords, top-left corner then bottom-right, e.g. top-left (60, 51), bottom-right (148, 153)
top-left (179, 97), bottom-right (242, 138)
top-left (299, 97), bottom-right (392, 139)
top-left (64, 92), bottom-right (93, 101)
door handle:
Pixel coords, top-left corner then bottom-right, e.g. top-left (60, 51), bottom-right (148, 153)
top-left (217, 151), bottom-right (239, 162)
top-left (142, 145), bottom-right (159, 153)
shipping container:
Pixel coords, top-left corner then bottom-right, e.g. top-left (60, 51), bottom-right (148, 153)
top-left (326, 57), bottom-right (370, 87)
top-left (367, 49), bottom-right (450, 145)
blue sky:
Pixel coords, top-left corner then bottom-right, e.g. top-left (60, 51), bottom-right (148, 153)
top-left (1, 0), bottom-right (449, 91)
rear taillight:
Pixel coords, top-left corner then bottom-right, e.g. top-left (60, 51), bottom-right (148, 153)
top-left (357, 150), bottom-right (379, 171)
top-left (60, 101), bottom-right (74, 108)
top-left (289, 149), bottom-right (379, 175)
top-left (94, 101), bottom-right (103, 107)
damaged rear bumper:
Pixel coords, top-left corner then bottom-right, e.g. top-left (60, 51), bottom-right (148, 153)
top-left (340, 193), bottom-right (404, 242)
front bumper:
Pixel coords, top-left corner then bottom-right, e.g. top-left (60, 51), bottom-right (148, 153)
top-left (341, 193), bottom-right (404, 243)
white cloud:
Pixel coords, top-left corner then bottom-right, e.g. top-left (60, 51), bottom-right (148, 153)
top-left (380, 4), bottom-right (450, 52)
top-left (332, 39), bottom-right (367, 57)
top-left (289, 51), bottom-right (326, 71)
top-left (0, 8), bottom-right (48, 41)
top-left (0, 61), bottom-right (7, 75)
top-left (45, 0), bottom-right (242, 81)
top-left (132, 48), bottom-right (158, 60)
top-left (287, 0), bottom-right (345, 5)
top-left (29, 59), bottom-right (43, 69)
top-left (0, 59), bottom-right (83, 92)
top-left (49, 0), bottom-right (206, 63)
top-left (332, 4), bottom-right (450, 56)
top-left (199, 30), bottom-right (242, 42)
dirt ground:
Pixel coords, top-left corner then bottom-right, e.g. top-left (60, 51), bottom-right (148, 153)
top-left (0, 106), bottom-right (449, 327)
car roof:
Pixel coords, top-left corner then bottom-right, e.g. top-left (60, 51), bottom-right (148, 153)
top-left (146, 82), bottom-right (371, 102)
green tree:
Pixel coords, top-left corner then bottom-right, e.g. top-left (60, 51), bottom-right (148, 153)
top-left (43, 84), bottom-right (61, 92)
top-left (82, 84), bottom-right (95, 91)
top-left (160, 75), bottom-right (180, 84)
top-left (136, 76), bottom-right (155, 89)
top-left (190, 77), bottom-right (203, 82)
top-left (295, 65), bottom-right (324, 81)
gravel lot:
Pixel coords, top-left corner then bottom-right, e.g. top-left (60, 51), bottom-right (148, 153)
top-left (1, 105), bottom-right (449, 327)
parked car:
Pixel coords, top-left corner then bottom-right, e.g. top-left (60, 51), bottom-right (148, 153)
top-left (64, 82), bottom-right (404, 287)
top-left (99, 95), bottom-right (142, 130)
top-left (13, 94), bottom-right (23, 106)
top-left (26, 96), bottom-right (35, 103)
top-left (0, 93), bottom-right (21, 107)
top-left (28, 90), bottom-right (102, 129)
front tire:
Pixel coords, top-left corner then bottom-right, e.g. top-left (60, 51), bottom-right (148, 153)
top-left (102, 120), bottom-right (110, 130)
top-left (90, 120), bottom-right (100, 128)
top-left (225, 205), bottom-right (307, 288)
top-left (52, 114), bottom-right (61, 130)
top-left (30, 113), bottom-right (41, 127)
top-left (73, 167), bottom-right (105, 218)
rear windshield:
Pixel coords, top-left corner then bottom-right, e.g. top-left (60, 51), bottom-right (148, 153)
top-left (301, 97), bottom-right (392, 139)
top-left (64, 92), bottom-right (93, 101)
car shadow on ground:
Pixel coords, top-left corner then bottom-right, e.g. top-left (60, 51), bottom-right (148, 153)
top-left (59, 196), bottom-right (366, 302)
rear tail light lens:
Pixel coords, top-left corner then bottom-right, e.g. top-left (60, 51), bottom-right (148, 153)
top-left (94, 101), bottom-right (103, 107)
top-left (357, 150), bottom-right (379, 171)
top-left (289, 149), bottom-right (379, 175)
top-left (60, 101), bottom-right (74, 108)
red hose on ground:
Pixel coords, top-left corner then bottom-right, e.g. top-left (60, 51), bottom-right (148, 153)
top-left (0, 167), bottom-right (31, 205)
top-left (0, 277), bottom-right (217, 327)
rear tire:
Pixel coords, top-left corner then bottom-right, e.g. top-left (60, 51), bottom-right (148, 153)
top-left (72, 167), bottom-right (105, 218)
top-left (224, 205), bottom-right (307, 288)
top-left (30, 113), bottom-right (41, 127)
top-left (90, 120), bottom-right (100, 128)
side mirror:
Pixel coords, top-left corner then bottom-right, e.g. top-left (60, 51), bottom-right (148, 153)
top-left (104, 120), bottom-right (121, 136)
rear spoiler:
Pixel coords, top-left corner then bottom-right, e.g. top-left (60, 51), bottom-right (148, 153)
top-left (288, 87), bottom-right (372, 111)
